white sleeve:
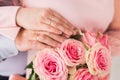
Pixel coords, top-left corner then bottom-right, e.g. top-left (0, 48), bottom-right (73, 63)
top-left (0, 34), bottom-right (18, 62)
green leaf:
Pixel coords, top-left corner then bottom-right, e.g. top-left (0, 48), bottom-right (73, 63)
top-left (28, 70), bottom-right (39, 80)
top-left (31, 72), bottom-right (38, 80)
top-left (25, 61), bottom-right (33, 69)
top-left (31, 72), bottom-right (36, 80)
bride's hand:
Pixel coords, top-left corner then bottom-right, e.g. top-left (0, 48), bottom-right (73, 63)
top-left (16, 7), bottom-right (76, 36)
top-left (15, 28), bottom-right (67, 51)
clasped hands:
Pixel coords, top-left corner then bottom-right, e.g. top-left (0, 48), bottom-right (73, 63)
top-left (15, 7), bottom-right (77, 51)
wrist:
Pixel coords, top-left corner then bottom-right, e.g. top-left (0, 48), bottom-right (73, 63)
top-left (14, 28), bottom-right (23, 51)
top-left (16, 7), bottom-right (24, 27)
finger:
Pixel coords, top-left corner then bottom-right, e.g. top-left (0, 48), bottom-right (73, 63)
top-left (31, 30), bottom-right (68, 42)
top-left (30, 40), bottom-right (51, 50)
top-left (45, 16), bottom-right (72, 35)
top-left (38, 23), bottom-right (62, 34)
top-left (37, 31), bottom-right (67, 43)
top-left (37, 34), bottom-right (60, 47)
top-left (49, 19), bottom-right (73, 35)
top-left (48, 10), bottom-right (76, 35)
top-left (28, 32), bottom-right (60, 48)
top-left (41, 9), bottom-right (75, 35)
top-left (44, 32), bottom-right (67, 43)
top-left (50, 9), bottom-right (75, 29)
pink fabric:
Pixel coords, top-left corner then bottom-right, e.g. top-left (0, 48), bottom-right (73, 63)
top-left (0, 6), bottom-right (20, 40)
top-left (23, 0), bottom-right (114, 33)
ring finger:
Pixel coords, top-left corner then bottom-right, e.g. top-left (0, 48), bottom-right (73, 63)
top-left (46, 17), bottom-right (73, 35)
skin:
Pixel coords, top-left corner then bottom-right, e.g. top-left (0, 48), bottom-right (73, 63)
top-left (9, 74), bottom-right (26, 80)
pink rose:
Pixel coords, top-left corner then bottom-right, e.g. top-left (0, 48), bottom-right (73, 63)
top-left (98, 34), bottom-right (109, 48)
top-left (33, 49), bottom-right (68, 80)
top-left (82, 31), bottom-right (96, 47)
top-left (86, 43), bottom-right (111, 77)
top-left (72, 68), bottom-right (98, 80)
top-left (58, 39), bottom-right (86, 66)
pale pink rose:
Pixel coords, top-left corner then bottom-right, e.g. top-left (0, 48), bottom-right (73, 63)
top-left (72, 68), bottom-right (98, 80)
top-left (58, 39), bottom-right (86, 66)
top-left (82, 31), bottom-right (96, 47)
top-left (33, 49), bottom-right (68, 80)
top-left (86, 43), bottom-right (111, 77)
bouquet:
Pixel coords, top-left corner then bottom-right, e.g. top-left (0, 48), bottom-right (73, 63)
top-left (26, 30), bottom-right (111, 80)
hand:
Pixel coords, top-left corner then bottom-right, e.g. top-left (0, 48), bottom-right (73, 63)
top-left (9, 74), bottom-right (26, 80)
top-left (15, 28), bottom-right (67, 51)
top-left (16, 7), bottom-right (76, 36)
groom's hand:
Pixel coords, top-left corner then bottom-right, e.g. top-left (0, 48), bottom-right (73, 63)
top-left (15, 28), bottom-right (67, 51)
